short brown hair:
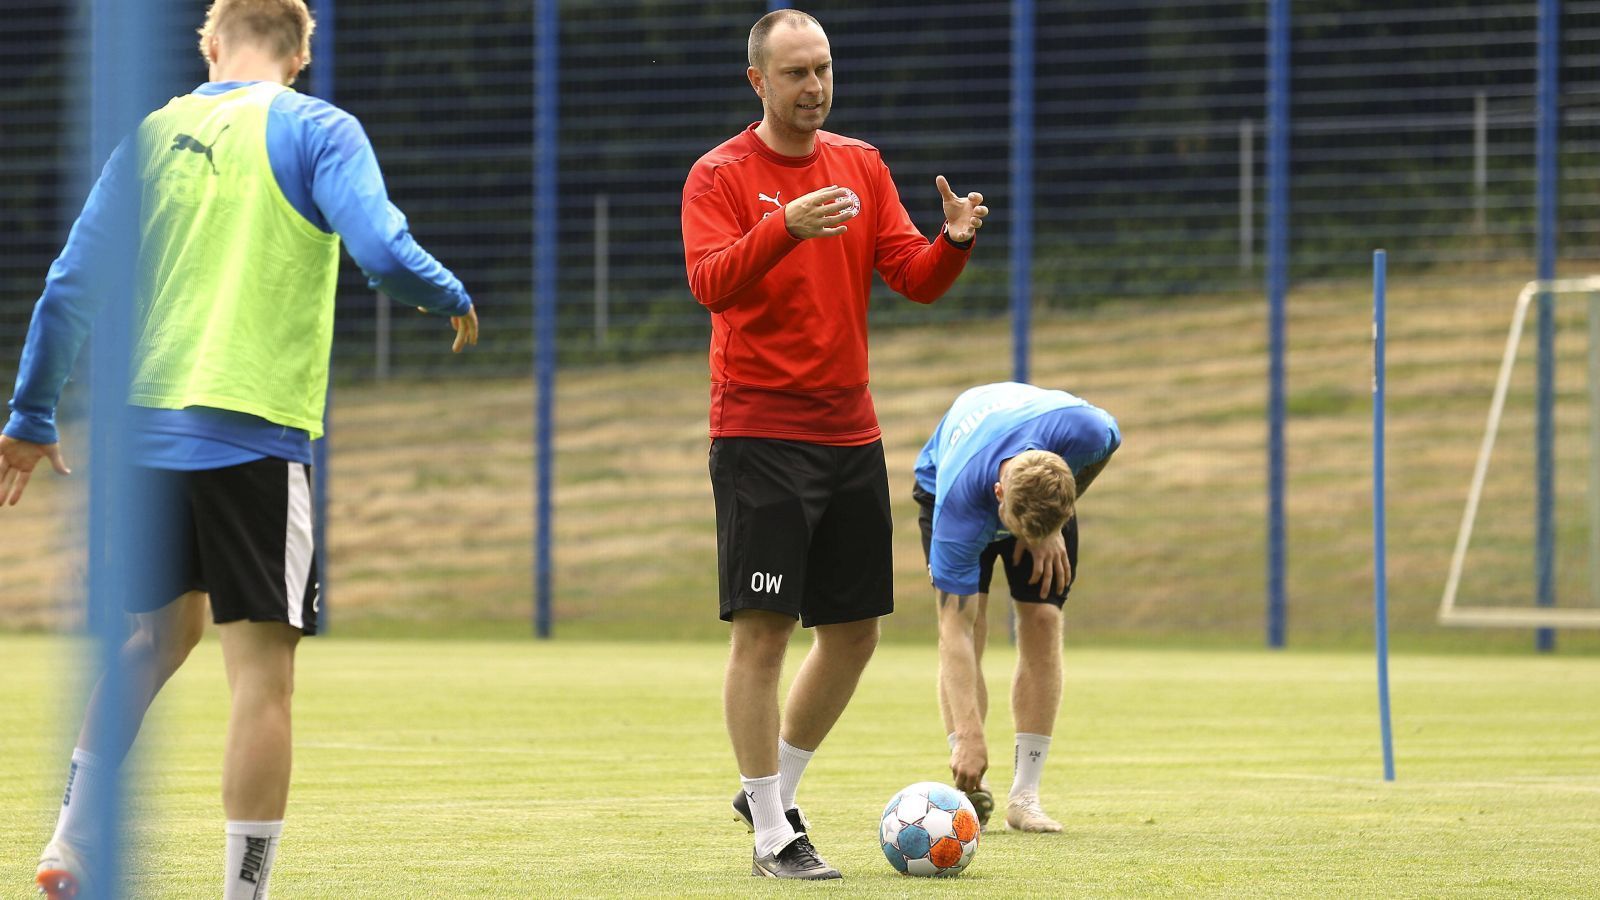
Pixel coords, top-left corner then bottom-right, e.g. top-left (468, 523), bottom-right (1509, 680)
top-left (198, 0), bottom-right (315, 79)
top-left (747, 9), bottom-right (822, 71)
top-left (1003, 450), bottom-right (1077, 544)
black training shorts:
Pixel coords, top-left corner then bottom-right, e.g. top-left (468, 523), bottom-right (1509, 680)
top-left (710, 437), bottom-right (894, 627)
top-left (127, 457), bottom-right (320, 634)
top-left (913, 483), bottom-right (1078, 608)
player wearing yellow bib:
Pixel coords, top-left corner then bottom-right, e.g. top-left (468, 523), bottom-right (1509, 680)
top-left (0, 2), bottom-right (477, 896)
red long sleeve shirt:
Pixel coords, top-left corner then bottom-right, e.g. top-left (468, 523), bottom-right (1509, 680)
top-left (682, 124), bottom-right (972, 445)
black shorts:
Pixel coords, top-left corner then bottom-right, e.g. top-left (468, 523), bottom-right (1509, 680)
top-left (128, 457), bottom-right (319, 635)
top-left (913, 483), bottom-right (1078, 608)
top-left (709, 437), bottom-right (893, 628)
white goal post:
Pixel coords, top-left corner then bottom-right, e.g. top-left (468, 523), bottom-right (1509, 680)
top-left (1440, 277), bottom-right (1600, 628)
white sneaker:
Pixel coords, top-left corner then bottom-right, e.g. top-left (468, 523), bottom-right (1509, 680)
top-left (1005, 791), bottom-right (1063, 833)
top-left (36, 840), bottom-right (90, 899)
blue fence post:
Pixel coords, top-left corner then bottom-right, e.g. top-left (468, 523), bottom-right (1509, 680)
top-left (1008, 0), bottom-right (1036, 648)
top-left (534, 0), bottom-right (559, 639)
top-left (1372, 250), bottom-right (1396, 782)
top-left (1265, 0), bottom-right (1290, 649)
top-left (1535, 0), bottom-right (1559, 653)
top-left (1011, 0), bottom-right (1033, 386)
top-left (310, 0), bottom-right (335, 631)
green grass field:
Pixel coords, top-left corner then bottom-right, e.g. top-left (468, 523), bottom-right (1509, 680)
top-left (3, 635), bottom-right (1596, 897)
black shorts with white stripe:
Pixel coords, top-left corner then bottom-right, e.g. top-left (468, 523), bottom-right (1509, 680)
top-left (127, 457), bottom-right (319, 635)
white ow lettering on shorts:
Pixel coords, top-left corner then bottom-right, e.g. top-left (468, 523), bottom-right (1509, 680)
top-left (750, 571), bottom-right (785, 594)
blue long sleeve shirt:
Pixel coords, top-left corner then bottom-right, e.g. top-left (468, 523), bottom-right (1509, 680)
top-left (4, 81), bottom-right (472, 469)
top-left (915, 383), bottom-right (1122, 596)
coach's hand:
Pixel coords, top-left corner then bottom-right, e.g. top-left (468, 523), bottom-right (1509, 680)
top-left (0, 434), bottom-right (70, 507)
top-left (785, 186), bottom-right (856, 239)
top-left (937, 176), bottom-right (988, 244)
top-left (950, 737), bottom-right (989, 794)
top-left (1014, 531), bottom-right (1070, 600)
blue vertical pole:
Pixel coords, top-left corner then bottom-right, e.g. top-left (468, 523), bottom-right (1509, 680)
top-left (1011, 0), bottom-right (1034, 385)
top-left (310, 0), bottom-right (335, 631)
top-left (85, 0), bottom-right (177, 892)
top-left (85, 5), bottom-right (132, 892)
top-left (1006, 0), bottom-right (1036, 648)
top-left (1265, 0), bottom-right (1290, 648)
top-left (534, 0), bottom-right (558, 638)
top-left (767, 0), bottom-right (790, 10)
top-left (1372, 250), bottom-right (1396, 782)
top-left (311, 0), bottom-right (335, 98)
top-left (1535, 0), bottom-right (1559, 653)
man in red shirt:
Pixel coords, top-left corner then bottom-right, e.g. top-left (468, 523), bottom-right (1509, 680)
top-left (682, 8), bottom-right (989, 880)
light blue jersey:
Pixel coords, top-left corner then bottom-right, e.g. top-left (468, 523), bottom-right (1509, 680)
top-left (914, 382), bottom-right (1120, 595)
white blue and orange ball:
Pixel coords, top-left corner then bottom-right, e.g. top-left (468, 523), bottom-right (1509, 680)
top-left (879, 781), bottom-right (980, 877)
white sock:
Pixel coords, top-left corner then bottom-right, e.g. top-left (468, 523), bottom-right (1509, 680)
top-left (776, 739), bottom-right (814, 811)
top-left (947, 732), bottom-right (959, 751)
top-left (224, 820), bottom-right (283, 900)
top-left (741, 773), bottom-right (795, 858)
top-left (51, 748), bottom-right (108, 851)
top-left (1011, 733), bottom-right (1052, 797)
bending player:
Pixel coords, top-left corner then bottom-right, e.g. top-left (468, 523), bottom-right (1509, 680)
top-left (913, 382), bottom-right (1120, 832)
top-left (2, 2), bottom-right (476, 896)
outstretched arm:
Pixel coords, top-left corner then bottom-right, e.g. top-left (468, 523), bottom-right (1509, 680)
top-left (302, 108), bottom-right (472, 319)
top-left (872, 164), bottom-right (987, 303)
top-left (4, 138), bottom-right (139, 495)
top-left (937, 590), bottom-right (989, 792)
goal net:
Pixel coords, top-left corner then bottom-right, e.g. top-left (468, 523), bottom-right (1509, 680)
top-left (1441, 277), bottom-right (1600, 628)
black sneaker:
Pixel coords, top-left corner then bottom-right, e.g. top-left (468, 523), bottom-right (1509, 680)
top-left (731, 790), bottom-right (811, 834)
top-left (751, 833), bottom-right (842, 880)
top-left (965, 783), bottom-right (995, 830)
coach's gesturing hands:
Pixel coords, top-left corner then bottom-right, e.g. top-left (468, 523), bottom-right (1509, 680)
top-left (0, 434), bottom-right (70, 507)
top-left (937, 176), bottom-right (988, 244)
top-left (785, 186), bottom-right (858, 239)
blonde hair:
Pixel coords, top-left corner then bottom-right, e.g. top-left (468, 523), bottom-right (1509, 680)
top-left (198, 0), bottom-right (315, 81)
top-left (1003, 450), bottom-right (1077, 544)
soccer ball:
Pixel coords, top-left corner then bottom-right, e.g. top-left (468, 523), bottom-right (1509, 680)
top-left (879, 781), bottom-right (980, 877)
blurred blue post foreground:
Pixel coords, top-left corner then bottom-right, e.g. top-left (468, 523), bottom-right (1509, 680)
top-left (1534, 0), bottom-right (1559, 653)
top-left (1372, 250), bottom-right (1395, 782)
top-left (533, 0), bottom-right (558, 638)
top-left (1265, 0), bottom-right (1290, 648)
top-left (84, 0), bottom-right (179, 893)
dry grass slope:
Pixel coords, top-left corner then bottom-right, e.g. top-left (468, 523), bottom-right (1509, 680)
top-left (3, 274), bottom-right (1598, 649)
